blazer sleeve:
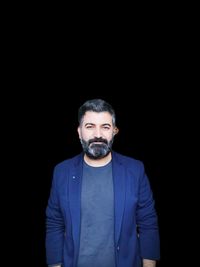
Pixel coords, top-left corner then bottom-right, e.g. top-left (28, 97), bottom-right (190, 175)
top-left (136, 162), bottom-right (160, 260)
top-left (46, 166), bottom-right (65, 265)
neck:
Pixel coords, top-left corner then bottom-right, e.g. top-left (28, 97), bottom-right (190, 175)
top-left (84, 152), bottom-right (112, 167)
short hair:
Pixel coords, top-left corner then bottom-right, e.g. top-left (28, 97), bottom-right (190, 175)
top-left (78, 99), bottom-right (116, 126)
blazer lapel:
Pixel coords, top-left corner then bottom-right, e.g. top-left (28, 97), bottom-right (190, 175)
top-left (112, 154), bottom-right (126, 245)
top-left (68, 155), bottom-right (83, 260)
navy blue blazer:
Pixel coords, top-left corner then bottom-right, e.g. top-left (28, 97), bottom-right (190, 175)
top-left (46, 151), bottom-right (160, 267)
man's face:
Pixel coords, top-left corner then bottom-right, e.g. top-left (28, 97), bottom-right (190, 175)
top-left (77, 111), bottom-right (118, 159)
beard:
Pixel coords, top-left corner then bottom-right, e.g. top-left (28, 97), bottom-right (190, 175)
top-left (80, 137), bottom-right (114, 159)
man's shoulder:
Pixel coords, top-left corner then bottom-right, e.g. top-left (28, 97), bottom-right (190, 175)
top-left (113, 151), bottom-right (144, 168)
top-left (54, 153), bottom-right (83, 170)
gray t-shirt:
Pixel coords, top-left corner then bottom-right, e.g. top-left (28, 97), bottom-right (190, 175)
top-left (77, 160), bottom-right (115, 267)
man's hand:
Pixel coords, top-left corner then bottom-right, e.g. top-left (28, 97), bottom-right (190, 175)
top-left (143, 259), bottom-right (156, 267)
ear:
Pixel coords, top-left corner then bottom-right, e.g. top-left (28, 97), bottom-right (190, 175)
top-left (77, 126), bottom-right (81, 138)
top-left (114, 127), bottom-right (119, 135)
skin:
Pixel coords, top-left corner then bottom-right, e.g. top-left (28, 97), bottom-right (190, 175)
top-left (77, 111), bottom-right (118, 167)
top-left (143, 259), bottom-right (156, 267)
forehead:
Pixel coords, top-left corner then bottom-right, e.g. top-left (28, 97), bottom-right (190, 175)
top-left (82, 111), bottom-right (113, 125)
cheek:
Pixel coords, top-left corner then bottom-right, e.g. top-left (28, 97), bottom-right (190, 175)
top-left (107, 132), bottom-right (115, 140)
top-left (79, 130), bottom-right (91, 140)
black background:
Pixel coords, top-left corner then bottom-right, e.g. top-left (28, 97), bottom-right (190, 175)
top-left (4, 6), bottom-right (196, 266)
top-left (11, 73), bottom-right (193, 267)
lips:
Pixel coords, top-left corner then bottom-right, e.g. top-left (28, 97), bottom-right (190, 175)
top-left (89, 138), bottom-right (108, 145)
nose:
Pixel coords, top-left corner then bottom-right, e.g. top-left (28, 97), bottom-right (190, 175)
top-left (94, 127), bottom-right (102, 138)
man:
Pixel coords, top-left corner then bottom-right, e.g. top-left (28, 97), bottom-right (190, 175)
top-left (46, 98), bottom-right (160, 267)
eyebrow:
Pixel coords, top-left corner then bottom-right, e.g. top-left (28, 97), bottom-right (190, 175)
top-left (84, 123), bottom-right (112, 127)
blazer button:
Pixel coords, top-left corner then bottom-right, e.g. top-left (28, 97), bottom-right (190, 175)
top-left (117, 246), bottom-right (120, 251)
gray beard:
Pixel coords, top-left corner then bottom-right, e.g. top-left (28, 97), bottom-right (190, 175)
top-left (80, 139), bottom-right (113, 159)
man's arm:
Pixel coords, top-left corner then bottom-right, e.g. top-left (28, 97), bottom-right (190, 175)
top-left (46, 166), bottom-right (65, 265)
top-left (136, 163), bottom-right (160, 263)
top-left (143, 259), bottom-right (156, 267)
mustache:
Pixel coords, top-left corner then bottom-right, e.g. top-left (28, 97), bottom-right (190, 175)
top-left (88, 137), bottom-right (108, 145)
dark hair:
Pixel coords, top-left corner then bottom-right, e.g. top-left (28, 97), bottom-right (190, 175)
top-left (78, 99), bottom-right (116, 126)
